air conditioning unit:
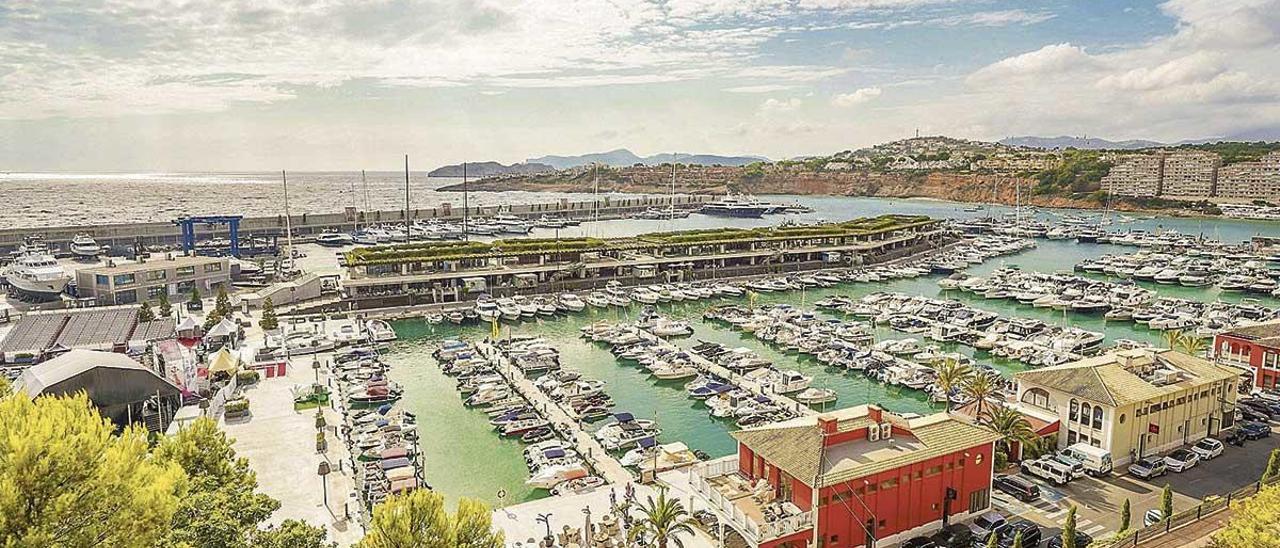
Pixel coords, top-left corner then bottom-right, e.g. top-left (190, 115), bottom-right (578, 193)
top-left (880, 423), bottom-right (893, 440)
top-left (868, 425), bottom-right (881, 442)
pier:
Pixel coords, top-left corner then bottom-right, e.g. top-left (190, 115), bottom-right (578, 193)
top-left (0, 195), bottom-right (712, 255)
top-left (476, 340), bottom-right (634, 487)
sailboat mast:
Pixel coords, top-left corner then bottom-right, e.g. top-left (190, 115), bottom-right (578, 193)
top-left (349, 172), bottom-right (358, 230)
top-left (360, 170), bottom-right (369, 229)
top-left (669, 153), bottom-right (677, 222)
top-left (404, 155), bottom-right (411, 236)
top-left (281, 170), bottom-right (295, 270)
top-left (462, 162), bottom-right (470, 241)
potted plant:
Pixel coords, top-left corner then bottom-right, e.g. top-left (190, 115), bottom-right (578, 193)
top-left (315, 431), bottom-right (327, 452)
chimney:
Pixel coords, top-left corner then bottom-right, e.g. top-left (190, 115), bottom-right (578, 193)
top-left (818, 415), bottom-right (838, 436)
top-left (867, 405), bottom-right (883, 423)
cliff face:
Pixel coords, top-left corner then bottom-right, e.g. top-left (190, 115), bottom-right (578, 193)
top-left (442, 168), bottom-right (1113, 209)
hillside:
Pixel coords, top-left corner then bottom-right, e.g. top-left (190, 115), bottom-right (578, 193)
top-left (527, 149), bottom-right (766, 170)
top-left (1001, 136), bottom-right (1164, 150)
top-left (427, 161), bottom-right (554, 178)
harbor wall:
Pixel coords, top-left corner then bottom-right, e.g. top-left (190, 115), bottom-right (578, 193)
top-left (0, 195), bottom-right (712, 255)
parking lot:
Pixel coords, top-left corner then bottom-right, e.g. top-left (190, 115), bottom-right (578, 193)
top-left (991, 433), bottom-right (1278, 546)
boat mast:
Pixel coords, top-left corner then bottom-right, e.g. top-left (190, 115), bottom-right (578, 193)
top-left (404, 155), bottom-right (412, 236)
top-left (669, 153), bottom-right (677, 223)
top-left (281, 170), bottom-right (295, 270)
top-left (593, 164), bottom-right (600, 237)
top-left (468, 161), bottom-right (473, 240)
top-left (349, 172), bottom-right (359, 231)
top-left (361, 169), bottom-right (371, 224)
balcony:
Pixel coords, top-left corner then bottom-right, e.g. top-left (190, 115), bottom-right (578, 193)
top-left (686, 456), bottom-right (814, 547)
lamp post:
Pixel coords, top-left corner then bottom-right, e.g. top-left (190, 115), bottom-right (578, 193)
top-left (536, 513), bottom-right (554, 547)
top-left (318, 461), bottom-right (331, 511)
top-left (313, 356), bottom-right (321, 383)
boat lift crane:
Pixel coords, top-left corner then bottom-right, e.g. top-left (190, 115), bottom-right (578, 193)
top-left (173, 215), bottom-right (244, 257)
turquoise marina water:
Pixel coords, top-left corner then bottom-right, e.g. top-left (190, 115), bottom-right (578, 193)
top-left (379, 196), bottom-right (1279, 507)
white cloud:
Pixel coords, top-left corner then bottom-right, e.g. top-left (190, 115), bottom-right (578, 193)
top-left (831, 87), bottom-right (882, 107)
top-left (759, 97), bottom-right (803, 113)
top-left (967, 43), bottom-right (1098, 84)
top-left (724, 84), bottom-right (798, 93)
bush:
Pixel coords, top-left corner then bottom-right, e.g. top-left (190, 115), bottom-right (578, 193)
top-left (224, 399), bottom-right (250, 417)
top-left (236, 370), bottom-right (261, 385)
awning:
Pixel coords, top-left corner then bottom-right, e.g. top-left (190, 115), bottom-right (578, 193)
top-left (206, 348), bottom-right (239, 376)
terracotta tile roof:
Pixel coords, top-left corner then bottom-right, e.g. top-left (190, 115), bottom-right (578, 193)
top-left (1221, 320), bottom-right (1280, 346)
top-left (1015, 349), bottom-right (1238, 408)
top-left (730, 405), bottom-right (1001, 488)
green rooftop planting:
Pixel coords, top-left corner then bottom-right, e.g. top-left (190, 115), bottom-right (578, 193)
top-left (343, 214), bottom-right (934, 267)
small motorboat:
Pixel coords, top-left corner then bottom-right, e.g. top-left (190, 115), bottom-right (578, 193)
top-left (794, 387), bottom-right (837, 405)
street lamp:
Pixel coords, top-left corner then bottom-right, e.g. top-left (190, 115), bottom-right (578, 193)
top-left (317, 461), bottom-right (331, 510)
top-left (536, 513), bottom-right (554, 547)
top-left (313, 356), bottom-right (321, 383)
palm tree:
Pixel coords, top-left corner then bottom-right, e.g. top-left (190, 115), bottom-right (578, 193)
top-left (1177, 335), bottom-right (1207, 357)
top-left (985, 404), bottom-right (1035, 462)
top-left (1161, 329), bottom-right (1186, 351)
top-left (934, 357), bottom-right (974, 411)
top-left (963, 373), bottom-right (998, 422)
top-left (627, 487), bottom-right (697, 548)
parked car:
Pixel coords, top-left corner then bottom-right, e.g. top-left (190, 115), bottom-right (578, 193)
top-left (1164, 448), bottom-right (1200, 472)
top-left (1243, 398), bottom-right (1280, 416)
top-left (967, 512), bottom-right (1009, 546)
top-left (997, 520), bottom-right (1042, 548)
top-left (993, 474), bottom-right (1041, 502)
top-left (929, 524), bottom-right (972, 548)
top-left (1021, 457), bottom-right (1073, 485)
top-left (1238, 406), bottom-right (1269, 423)
top-left (1061, 443), bottom-right (1114, 476)
top-left (1144, 508), bottom-right (1166, 527)
top-left (1047, 530), bottom-right (1095, 548)
top-left (1241, 421), bottom-right (1272, 440)
top-left (1049, 453), bottom-right (1086, 479)
top-left (1191, 438), bottom-right (1224, 460)
top-left (902, 537), bottom-right (937, 548)
top-left (1128, 457), bottom-right (1167, 479)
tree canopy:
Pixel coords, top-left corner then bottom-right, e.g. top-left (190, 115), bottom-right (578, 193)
top-left (1211, 484), bottom-right (1280, 547)
top-left (0, 393), bottom-right (186, 547)
top-left (358, 490), bottom-right (502, 548)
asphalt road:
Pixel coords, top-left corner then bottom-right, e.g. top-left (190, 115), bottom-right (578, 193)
top-left (990, 433), bottom-right (1279, 547)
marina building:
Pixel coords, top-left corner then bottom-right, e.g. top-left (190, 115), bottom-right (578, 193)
top-left (1214, 320), bottom-right (1280, 391)
top-left (685, 404), bottom-right (1001, 548)
top-left (1159, 151), bottom-right (1220, 198)
top-left (75, 254), bottom-right (231, 306)
top-left (340, 215), bottom-right (946, 310)
top-left (1101, 154), bottom-right (1164, 197)
top-left (1215, 151), bottom-right (1280, 201)
top-left (1014, 349), bottom-right (1238, 466)
top-left (16, 349), bottom-right (182, 433)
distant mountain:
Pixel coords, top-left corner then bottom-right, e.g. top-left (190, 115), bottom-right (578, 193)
top-left (999, 136), bottom-right (1166, 150)
top-left (427, 161), bottom-right (554, 178)
top-left (527, 148), bottom-right (766, 170)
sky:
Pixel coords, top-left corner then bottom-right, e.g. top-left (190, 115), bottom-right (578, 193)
top-left (1, 0), bottom-right (1279, 171)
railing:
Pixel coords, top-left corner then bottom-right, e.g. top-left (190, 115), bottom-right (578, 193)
top-left (687, 458), bottom-right (814, 545)
top-left (1096, 474), bottom-right (1280, 547)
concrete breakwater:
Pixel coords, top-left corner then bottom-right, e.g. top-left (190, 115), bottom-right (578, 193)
top-left (0, 195), bottom-right (712, 255)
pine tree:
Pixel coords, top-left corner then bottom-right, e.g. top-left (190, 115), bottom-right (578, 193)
top-left (189, 287), bottom-right (202, 306)
top-left (1011, 531), bottom-right (1023, 548)
top-left (1120, 498), bottom-right (1131, 532)
top-left (158, 291), bottom-right (172, 318)
top-left (260, 297), bottom-right (279, 331)
top-left (1061, 505), bottom-right (1077, 548)
top-left (215, 285), bottom-right (232, 317)
top-left (358, 490), bottom-right (503, 548)
top-left (138, 301), bottom-right (155, 322)
top-left (985, 530), bottom-right (998, 548)
top-left (1161, 484), bottom-right (1174, 521)
top-left (1263, 449), bottom-right (1280, 483)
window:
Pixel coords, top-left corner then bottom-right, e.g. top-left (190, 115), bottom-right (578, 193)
top-left (1092, 407), bottom-right (1103, 429)
top-left (975, 454), bottom-right (984, 465)
top-left (176, 266), bottom-right (196, 277)
top-left (204, 263), bottom-right (222, 273)
top-left (147, 270), bottom-right (166, 281)
top-left (1070, 399), bottom-right (1079, 421)
top-left (115, 289), bottom-right (137, 304)
top-left (1080, 403), bottom-right (1092, 424)
top-left (925, 465), bottom-right (943, 477)
top-left (1120, 413), bottom-right (1126, 424)
top-left (147, 286), bottom-right (165, 299)
top-left (113, 273), bottom-right (135, 286)
top-left (880, 478), bottom-right (898, 490)
top-left (968, 488), bottom-right (990, 513)
top-left (176, 280), bottom-right (195, 294)
top-left (1021, 388), bottom-right (1051, 409)
top-left (95, 274), bottom-right (108, 286)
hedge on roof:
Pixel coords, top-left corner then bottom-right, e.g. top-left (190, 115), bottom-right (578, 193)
top-left (343, 214), bottom-right (934, 267)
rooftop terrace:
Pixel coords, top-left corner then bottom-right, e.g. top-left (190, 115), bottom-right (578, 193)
top-left (342, 214), bottom-right (935, 267)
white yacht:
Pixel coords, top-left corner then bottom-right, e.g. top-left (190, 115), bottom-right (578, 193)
top-left (316, 230), bottom-right (355, 247)
top-left (557, 293), bottom-right (586, 312)
top-left (365, 319), bottom-right (398, 342)
top-left (3, 247), bottom-right (70, 302)
top-left (69, 233), bottom-right (101, 259)
top-left (475, 298), bottom-right (502, 322)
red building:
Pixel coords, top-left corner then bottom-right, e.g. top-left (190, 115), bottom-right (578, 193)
top-left (687, 405), bottom-right (1001, 548)
top-left (1215, 320), bottom-right (1280, 390)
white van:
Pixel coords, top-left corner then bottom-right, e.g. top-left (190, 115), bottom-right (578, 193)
top-left (1061, 443), bottom-right (1113, 476)
top-left (1020, 457), bottom-right (1073, 486)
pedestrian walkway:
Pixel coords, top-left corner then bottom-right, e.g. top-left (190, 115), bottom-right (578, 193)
top-left (479, 340), bottom-right (633, 486)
